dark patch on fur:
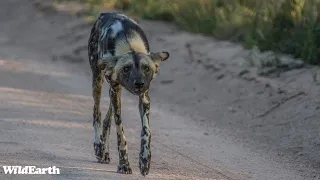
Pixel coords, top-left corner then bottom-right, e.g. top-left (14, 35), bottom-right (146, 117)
top-left (141, 139), bottom-right (147, 146)
top-left (117, 133), bottom-right (121, 147)
top-left (141, 126), bottom-right (149, 137)
top-left (119, 150), bottom-right (128, 164)
top-left (133, 52), bottom-right (140, 70)
top-left (105, 28), bottom-right (115, 55)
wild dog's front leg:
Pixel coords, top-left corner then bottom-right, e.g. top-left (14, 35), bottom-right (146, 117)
top-left (110, 84), bottom-right (132, 174)
top-left (138, 91), bottom-right (151, 176)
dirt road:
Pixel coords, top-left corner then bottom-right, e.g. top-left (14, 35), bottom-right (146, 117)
top-left (0, 0), bottom-right (320, 179)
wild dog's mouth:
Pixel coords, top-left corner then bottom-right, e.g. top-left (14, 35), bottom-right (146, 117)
top-left (133, 87), bottom-right (144, 95)
top-left (134, 87), bottom-right (141, 92)
top-left (125, 87), bottom-right (145, 95)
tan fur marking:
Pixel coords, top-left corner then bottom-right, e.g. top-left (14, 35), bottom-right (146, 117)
top-left (115, 31), bottom-right (148, 55)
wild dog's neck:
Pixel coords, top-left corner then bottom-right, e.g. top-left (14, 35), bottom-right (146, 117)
top-left (115, 31), bottom-right (148, 56)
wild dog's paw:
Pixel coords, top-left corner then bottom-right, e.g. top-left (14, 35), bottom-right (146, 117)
top-left (117, 163), bottom-right (132, 174)
top-left (94, 142), bottom-right (103, 157)
top-left (98, 152), bottom-right (111, 164)
top-left (139, 151), bottom-right (151, 176)
top-left (93, 142), bottom-right (110, 163)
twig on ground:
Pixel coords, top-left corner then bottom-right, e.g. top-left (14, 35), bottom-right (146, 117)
top-left (257, 91), bottom-right (306, 118)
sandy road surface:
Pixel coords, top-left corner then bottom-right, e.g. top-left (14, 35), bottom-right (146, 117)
top-left (0, 0), bottom-right (320, 179)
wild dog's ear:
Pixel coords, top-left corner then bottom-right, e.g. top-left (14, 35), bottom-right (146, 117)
top-left (150, 52), bottom-right (170, 62)
top-left (97, 56), bottom-right (118, 70)
top-left (149, 52), bottom-right (169, 74)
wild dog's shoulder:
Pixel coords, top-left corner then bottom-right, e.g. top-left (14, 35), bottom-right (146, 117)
top-left (91, 12), bottom-right (149, 55)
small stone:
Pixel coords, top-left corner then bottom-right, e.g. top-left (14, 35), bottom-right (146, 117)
top-left (228, 107), bottom-right (236, 113)
top-left (216, 74), bottom-right (225, 80)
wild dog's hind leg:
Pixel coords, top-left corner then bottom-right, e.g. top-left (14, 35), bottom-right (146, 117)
top-left (99, 88), bottom-right (113, 164)
top-left (138, 91), bottom-right (151, 176)
top-left (92, 70), bottom-right (105, 162)
top-left (110, 83), bottom-right (132, 174)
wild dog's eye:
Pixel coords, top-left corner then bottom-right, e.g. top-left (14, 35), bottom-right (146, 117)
top-left (123, 66), bottom-right (131, 73)
top-left (143, 65), bottom-right (150, 72)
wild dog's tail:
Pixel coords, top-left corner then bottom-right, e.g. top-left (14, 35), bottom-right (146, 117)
top-left (88, 17), bottom-right (100, 69)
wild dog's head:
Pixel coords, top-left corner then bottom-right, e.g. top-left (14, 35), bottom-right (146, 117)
top-left (97, 51), bottom-right (169, 95)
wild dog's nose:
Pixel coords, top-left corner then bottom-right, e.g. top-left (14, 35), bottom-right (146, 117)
top-left (134, 79), bottom-right (144, 88)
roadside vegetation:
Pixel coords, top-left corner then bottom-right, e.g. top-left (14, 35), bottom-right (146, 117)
top-left (56, 0), bottom-right (320, 65)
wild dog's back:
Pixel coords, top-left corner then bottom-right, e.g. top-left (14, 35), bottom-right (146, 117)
top-left (88, 12), bottom-right (150, 70)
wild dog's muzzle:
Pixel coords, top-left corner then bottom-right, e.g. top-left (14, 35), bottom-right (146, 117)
top-left (133, 79), bottom-right (145, 88)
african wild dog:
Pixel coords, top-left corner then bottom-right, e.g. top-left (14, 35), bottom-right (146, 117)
top-left (88, 12), bottom-right (169, 176)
